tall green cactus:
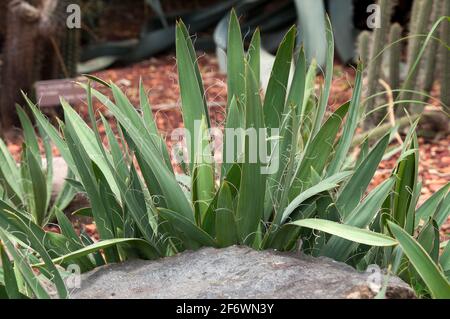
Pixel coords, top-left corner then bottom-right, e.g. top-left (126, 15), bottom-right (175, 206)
top-left (61, 28), bottom-right (81, 78)
top-left (388, 23), bottom-right (402, 100)
top-left (357, 30), bottom-right (371, 67)
top-left (440, 0), bottom-right (450, 113)
top-left (363, 0), bottom-right (395, 128)
top-left (399, 0), bottom-right (434, 114)
top-left (419, 0), bottom-right (441, 109)
top-left (360, 0), bottom-right (448, 128)
top-left (407, 0), bottom-right (422, 65)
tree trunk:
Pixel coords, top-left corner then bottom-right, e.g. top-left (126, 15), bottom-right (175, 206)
top-left (0, 0), bottom-right (42, 130)
top-left (0, 0), bottom-right (59, 131)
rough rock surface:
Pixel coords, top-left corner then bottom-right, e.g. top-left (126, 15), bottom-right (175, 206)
top-left (71, 246), bottom-right (415, 299)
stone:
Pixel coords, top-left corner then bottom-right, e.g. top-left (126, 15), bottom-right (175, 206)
top-left (47, 156), bottom-right (68, 199)
top-left (71, 246), bottom-right (415, 299)
top-left (44, 156), bottom-right (89, 211)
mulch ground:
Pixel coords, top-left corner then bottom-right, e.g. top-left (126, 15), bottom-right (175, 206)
top-left (4, 53), bottom-right (450, 242)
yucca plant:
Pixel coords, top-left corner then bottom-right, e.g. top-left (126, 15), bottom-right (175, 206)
top-left (0, 10), bottom-right (449, 299)
top-left (0, 106), bottom-right (76, 227)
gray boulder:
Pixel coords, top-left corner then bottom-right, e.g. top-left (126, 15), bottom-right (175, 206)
top-left (71, 246), bottom-right (415, 299)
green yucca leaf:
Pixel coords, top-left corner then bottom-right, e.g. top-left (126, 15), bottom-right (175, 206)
top-left (264, 107), bottom-right (296, 221)
top-left (85, 81), bottom-right (113, 175)
top-left (0, 139), bottom-right (24, 202)
top-left (441, 240), bottom-right (450, 274)
top-left (0, 241), bottom-right (22, 299)
top-left (100, 114), bottom-right (129, 181)
top-left (326, 63), bottom-right (363, 175)
top-left (24, 94), bottom-right (76, 172)
top-left (159, 208), bottom-right (216, 248)
top-left (434, 189), bottom-right (450, 227)
top-left (0, 201), bottom-right (79, 266)
top-left (285, 47), bottom-right (306, 117)
top-left (127, 165), bottom-right (161, 247)
top-left (311, 16), bottom-right (334, 136)
top-left (176, 21), bottom-right (209, 171)
top-left (226, 9), bottom-right (245, 108)
top-left (82, 74), bottom-right (111, 88)
top-left (215, 182), bottom-right (238, 247)
top-left (281, 171), bottom-right (353, 225)
top-left (107, 81), bottom-right (171, 172)
top-left (235, 63), bottom-right (266, 245)
top-left (139, 80), bottom-right (173, 172)
top-left (321, 178), bottom-right (395, 261)
top-left (33, 238), bottom-right (155, 267)
top-left (388, 221), bottom-right (450, 299)
top-left (417, 218), bottom-right (440, 263)
top-left (0, 229), bottom-right (50, 299)
top-left (296, 59), bottom-right (317, 145)
top-left (355, 138), bottom-right (369, 167)
top-left (55, 208), bottom-right (83, 247)
top-left (247, 28), bottom-right (261, 85)
top-left (79, 231), bottom-right (105, 267)
top-left (125, 133), bottom-right (168, 210)
top-left (263, 25), bottom-right (296, 131)
top-left (290, 219), bottom-right (397, 247)
top-left (392, 133), bottom-right (418, 231)
top-left (23, 145), bottom-right (48, 226)
top-left (0, 210), bottom-right (67, 298)
top-left (63, 122), bottom-right (120, 263)
top-left (88, 86), bottom-right (194, 221)
top-left (192, 116), bottom-right (215, 223)
top-left (222, 96), bottom-right (242, 178)
top-left (289, 101), bottom-right (350, 199)
top-left (43, 232), bottom-right (95, 273)
top-left (0, 200), bottom-right (47, 248)
top-left (61, 98), bottom-right (121, 201)
top-left (177, 20), bottom-right (209, 127)
top-left (54, 209), bottom-right (96, 270)
top-left (202, 162), bottom-right (242, 238)
top-left (336, 131), bottom-right (390, 219)
top-left (16, 105), bottom-right (41, 163)
top-left (97, 121), bottom-right (162, 252)
top-left (415, 183), bottom-right (450, 228)
top-left (140, 78), bottom-right (158, 135)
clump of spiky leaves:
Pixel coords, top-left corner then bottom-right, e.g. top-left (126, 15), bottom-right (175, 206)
top-left (0, 10), bottom-right (449, 299)
top-left (0, 106), bottom-right (76, 227)
top-left (359, 0), bottom-right (449, 127)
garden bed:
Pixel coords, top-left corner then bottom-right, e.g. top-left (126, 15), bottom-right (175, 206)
top-left (4, 53), bottom-right (449, 243)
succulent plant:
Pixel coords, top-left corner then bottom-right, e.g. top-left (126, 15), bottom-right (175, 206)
top-left (0, 10), bottom-right (449, 299)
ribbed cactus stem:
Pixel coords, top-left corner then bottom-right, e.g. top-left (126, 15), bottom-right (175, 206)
top-left (419, 0), bottom-right (441, 104)
top-left (357, 31), bottom-right (371, 67)
top-left (62, 28), bottom-right (81, 78)
top-left (364, 0), bottom-right (395, 128)
top-left (440, 0), bottom-right (450, 113)
top-left (399, 0), bottom-right (434, 114)
top-left (407, 0), bottom-right (423, 65)
top-left (388, 23), bottom-right (402, 100)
